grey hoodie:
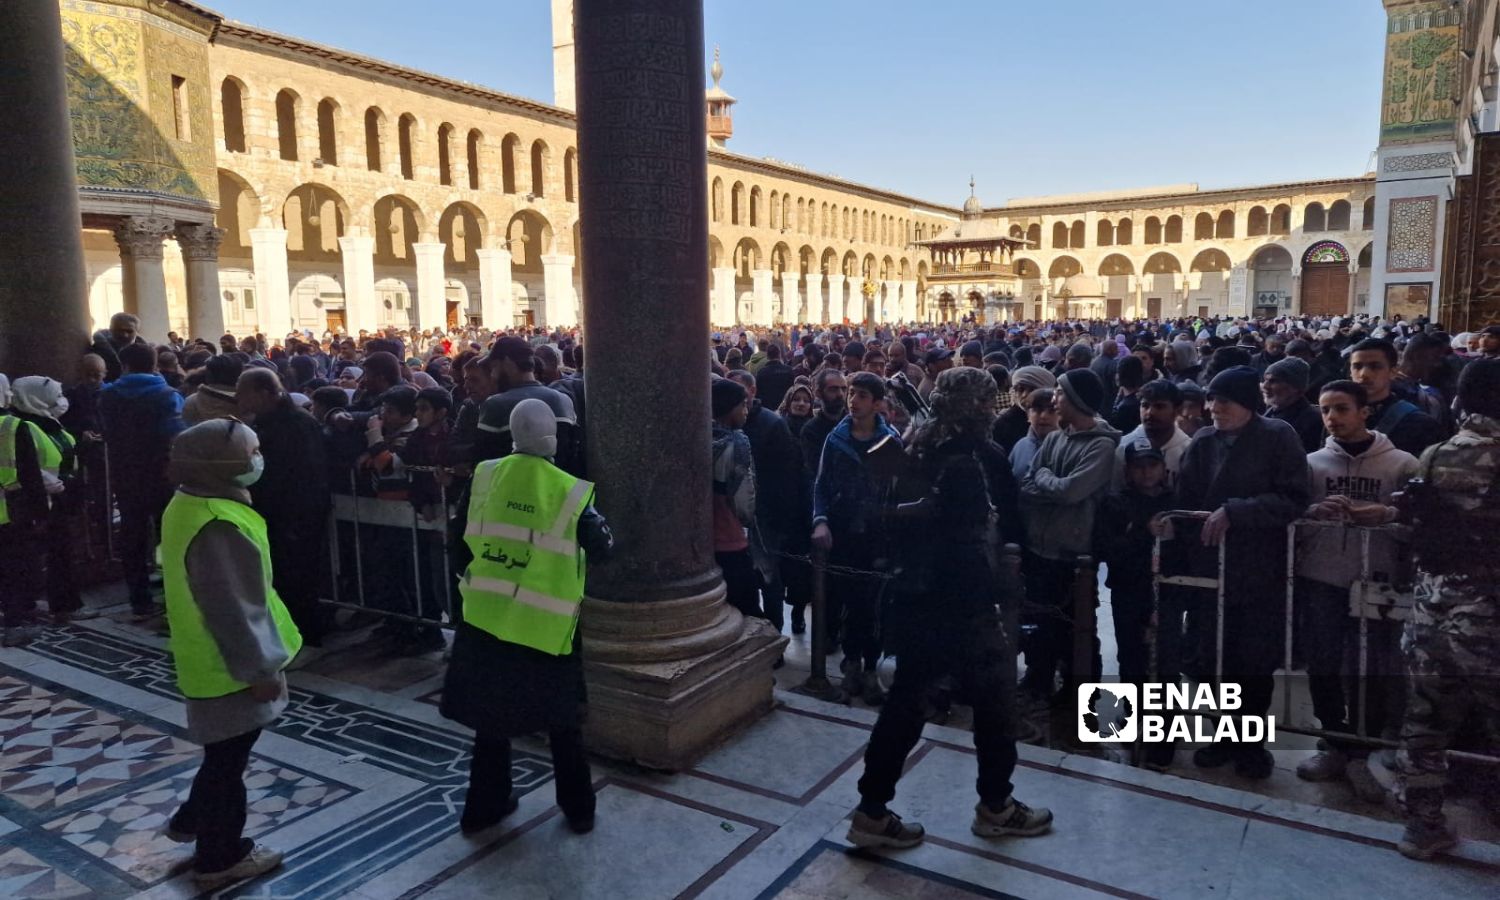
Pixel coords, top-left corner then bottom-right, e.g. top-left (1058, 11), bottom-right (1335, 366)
top-left (1297, 431), bottom-right (1418, 589)
top-left (1020, 417), bottom-right (1121, 560)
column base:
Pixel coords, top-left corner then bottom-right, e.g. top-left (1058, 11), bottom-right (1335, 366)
top-left (580, 584), bottom-right (788, 771)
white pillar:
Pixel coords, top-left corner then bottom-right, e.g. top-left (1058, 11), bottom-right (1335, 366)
top-left (338, 233), bottom-right (376, 334)
top-left (712, 267), bottom-right (736, 327)
top-left (752, 268), bottom-right (774, 325)
top-left (542, 253), bottom-right (577, 328)
top-left (882, 279), bottom-right (900, 323)
top-left (806, 273), bottom-right (824, 323)
top-left (175, 224), bottom-right (226, 340)
top-left (901, 279), bottom-right (918, 322)
top-left (412, 242), bottom-right (447, 332)
top-left (476, 247), bottom-right (514, 330)
top-left (249, 227), bottom-right (291, 339)
top-left (780, 271), bottom-right (800, 323)
top-left (113, 216), bottom-right (174, 342)
top-left (826, 273), bottom-right (846, 323)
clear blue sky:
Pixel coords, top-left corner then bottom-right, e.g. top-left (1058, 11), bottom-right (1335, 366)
top-left (209, 0), bottom-right (1386, 206)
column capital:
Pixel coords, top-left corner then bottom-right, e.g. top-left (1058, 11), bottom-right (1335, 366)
top-left (541, 253), bottom-right (576, 267)
top-left (475, 247), bottom-right (513, 262)
top-left (174, 223), bottom-right (225, 261)
top-left (411, 241), bottom-right (446, 256)
top-left (114, 215), bottom-right (175, 260)
top-left (338, 234), bottom-right (376, 253)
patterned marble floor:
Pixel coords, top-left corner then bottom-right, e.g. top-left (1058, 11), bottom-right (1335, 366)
top-left (2, 612), bottom-right (1497, 900)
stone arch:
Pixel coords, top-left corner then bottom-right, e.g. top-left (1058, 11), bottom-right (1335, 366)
top-left (1051, 221), bottom-right (1068, 249)
top-left (861, 253), bottom-right (877, 280)
top-left (284, 183), bottom-right (349, 263)
top-left (1164, 215), bottom-right (1183, 243)
top-left (1116, 217), bottom-right (1133, 245)
top-left (711, 177), bottom-right (724, 223)
top-left (898, 257), bottom-right (911, 279)
top-left (733, 236), bottom-right (762, 276)
top-left (1010, 224), bottom-right (1025, 240)
top-left (275, 88), bottom-right (300, 161)
top-left (1025, 223), bottom-right (1041, 247)
top-left (215, 168), bottom-right (262, 255)
top-left (439, 201), bottom-right (488, 269)
top-left (501, 133), bottom-right (521, 194)
top-left (708, 234), bottom-right (725, 269)
top-left (731, 181), bottom-right (746, 226)
top-left (820, 247), bottom-right (839, 275)
top-left (364, 106), bottom-right (385, 172)
top-left (563, 147), bottom-right (576, 202)
top-left (770, 241), bottom-right (792, 274)
top-left (316, 97), bottom-right (340, 165)
top-left (1194, 211), bottom-right (1215, 241)
top-left (1303, 202), bottom-right (1326, 232)
top-left (1327, 199), bottom-right (1352, 231)
top-left (841, 249), bottom-right (859, 278)
top-left (750, 185), bottom-right (763, 228)
top-left (506, 208), bottom-right (553, 271)
top-left (1097, 253), bottom-right (1134, 276)
top-left (437, 122), bottom-right (456, 186)
top-left (1097, 218), bottom-right (1113, 246)
top-left (1013, 256), bottom-right (1042, 279)
top-left (1271, 203), bottom-right (1291, 235)
top-left (529, 139), bottom-right (549, 197)
top-left (1249, 243), bottom-right (1294, 314)
top-left (1247, 205), bottom-right (1268, 236)
top-left (1216, 209), bottom-right (1235, 239)
top-left (1142, 251), bottom-right (1182, 274)
top-left (1069, 219), bottom-right (1085, 249)
top-left (374, 193), bottom-right (426, 263)
top-left (1302, 240), bottom-right (1349, 265)
top-left (397, 113), bottom-right (417, 180)
top-left (881, 255), bottom-right (896, 279)
top-left (1144, 216), bottom-right (1162, 244)
top-left (1048, 255), bottom-right (1083, 280)
top-left (1362, 197), bottom-right (1375, 230)
top-left (1190, 248), bottom-right (1233, 272)
top-left (220, 76), bottom-right (247, 153)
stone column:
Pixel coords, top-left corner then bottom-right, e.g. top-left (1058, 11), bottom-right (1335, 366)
top-left (883, 279), bottom-right (900, 323)
top-left (806, 272), bottom-right (825, 322)
top-left (249, 227), bottom-right (291, 338)
top-left (711, 267), bottom-right (735, 326)
top-left (175, 224), bottom-right (226, 340)
top-left (113, 216), bottom-right (175, 342)
top-left (751, 268), bottom-right (774, 324)
top-left (339, 233), bottom-right (377, 334)
top-left (542, 253), bottom-right (577, 328)
top-left (826, 272), bottom-right (846, 322)
top-left (476, 247), bottom-right (514, 330)
top-left (780, 271), bottom-right (801, 323)
top-left (574, 0), bottom-right (783, 770)
top-left (0, 2), bottom-right (88, 380)
top-left (412, 242), bottom-right (447, 330)
top-left (901, 279), bottom-right (918, 322)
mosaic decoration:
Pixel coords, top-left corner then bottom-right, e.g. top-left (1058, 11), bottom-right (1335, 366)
top-left (0, 845), bottom-right (94, 900)
top-left (1381, 3), bottom-right (1462, 144)
top-left (1387, 196), bottom-right (1439, 272)
top-left (1302, 241), bottom-right (1350, 265)
top-left (1383, 152), bottom-right (1453, 173)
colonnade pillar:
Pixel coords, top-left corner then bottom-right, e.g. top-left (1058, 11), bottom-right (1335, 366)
top-left (412, 241), bottom-right (447, 331)
top-left (476, 247), bottom-right (514, 330)
top-left (176, 224), bottom-right (226, 340)
top-left (781, 271), bottom-right (801, 323)
top-left (0, 1), bottom-right (89, 380)
top-left (882, 279), bottom-right (900, 323)
top-left (249, 227), bottom-right (291, 338)
top-left (113, 216), bottom-right (175, 342)
top-left (338, 233), bottom-right (377, 334)
top-left (574, 0), bottom-right (783, 770)
top-left (542, 253), bottom-right (577, 328)
top-left (806, 273), bottom-right (824, 323)
top-left (711, 267), bottom-right (735, 326)
top-left (826, 273), bottom-right (846, 323)
top-left (752, 268), bottom-right (775, 325)
top-left (901, 279), bottom-right (918, 322)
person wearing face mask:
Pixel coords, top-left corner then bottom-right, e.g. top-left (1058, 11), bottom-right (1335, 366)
top-left (158, 418), bottom-right (302, 888)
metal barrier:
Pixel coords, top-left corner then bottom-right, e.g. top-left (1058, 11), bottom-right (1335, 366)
top-left (1148, 511), bottom-right (1500, 767)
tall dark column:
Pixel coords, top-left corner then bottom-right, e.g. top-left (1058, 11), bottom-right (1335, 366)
top-left (574, 0), bottom-right (783, 769)
top-left (0, 2), bottom-right (89, 381)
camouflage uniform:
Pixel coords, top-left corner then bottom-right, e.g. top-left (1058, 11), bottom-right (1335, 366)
top-left (1396, 413), bottom-right (1500, 826)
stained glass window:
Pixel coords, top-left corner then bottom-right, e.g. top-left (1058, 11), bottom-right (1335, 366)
top-left (1303, 240), bottom-right (1350, 265)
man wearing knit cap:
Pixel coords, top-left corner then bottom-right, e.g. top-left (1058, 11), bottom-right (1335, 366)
top-left (1154, 365), bottom-right (1309, 778)
top-left (1018, 369), bottom-right (1119, 702)
top-left (993, 365), bottom-right (1057, 454)
top-left (1262, 357), bottom-right (1325, 453)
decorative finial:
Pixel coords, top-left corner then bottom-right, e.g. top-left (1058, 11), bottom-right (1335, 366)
top-left (711, 45), bottom-right (723, 87)
top-left (969, 175), bottom-right (975, 196)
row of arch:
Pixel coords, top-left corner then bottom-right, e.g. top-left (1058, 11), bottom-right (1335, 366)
top-left (221, 78), bottom-right (578, 201)
top-left (708, 177), bottom-right (925, 247)
top-left (709, 236), bottom-right (925, 283)
top-left (1015, 198), bottom-right (1374, 251)
top-left (1009, 241), bottom-right (1370, 282)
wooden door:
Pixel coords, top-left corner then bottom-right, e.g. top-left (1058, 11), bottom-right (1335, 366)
top-left (1107, 298), bottom-right (1122, 319)
top-left (1147, 297), bottom-right (1162, 318)
top-left (325, 310), bottom-right (345, 334)
top-left (446, 301), bottom-right (459, 329)
top-left (1301, 264), bottom-right (1350, 316)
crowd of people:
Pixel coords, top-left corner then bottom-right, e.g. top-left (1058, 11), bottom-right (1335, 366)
top-left (0, 308), bottom-right (1495, 865)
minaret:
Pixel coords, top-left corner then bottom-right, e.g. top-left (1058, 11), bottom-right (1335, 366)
top-left (551, 0), bottom-right (576, 111)
top-left (705, 46), bottom-right (735, 148)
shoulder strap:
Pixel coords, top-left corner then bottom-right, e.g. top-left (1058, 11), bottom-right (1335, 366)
top-left (1374, 399), bottom-right (1418, 434)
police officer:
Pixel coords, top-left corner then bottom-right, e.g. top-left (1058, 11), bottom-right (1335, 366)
top-left (1395, 357), bottom-right (1500, 861)
top-left (160, 419), bottom-right (303, 888)
top-left (441, 398), bottom-right (613, 835)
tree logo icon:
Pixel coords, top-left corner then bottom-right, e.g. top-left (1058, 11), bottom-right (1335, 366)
top-left (1077, 683), bottom-right (1138, 742)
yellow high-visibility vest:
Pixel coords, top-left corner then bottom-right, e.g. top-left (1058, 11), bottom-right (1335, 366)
top-left (461, 453), bottom-right (593, 656)
top-left (0, 415), bottom-right (50, 527)
top-left (161, 492), bottom-right (304, 698)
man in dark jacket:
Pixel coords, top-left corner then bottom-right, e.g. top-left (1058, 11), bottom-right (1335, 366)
top-left (728, 370), bottom-right (804, 633)
top-left (754, 342), bottom-right (796, 412)
top-left (1160, 366), bottom-right (1309, 779)
top-left (99, 342), bottom-right (185, 617)
top-left (800, 368), bottom-right (847, 477)
top-left (89, 312), bottom-right (149, 382)
top-left (237, 368), bottom-right (331, 645)
top-left (1261, 357), bottom-right (1324, 453)
top-left (1349, 338), bottom-right (1447, 458)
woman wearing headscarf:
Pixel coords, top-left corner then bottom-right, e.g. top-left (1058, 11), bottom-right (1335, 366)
top-left (10, 376), bottom-right (95, 623)
top-left (159, 419), bottom-right (303, 888)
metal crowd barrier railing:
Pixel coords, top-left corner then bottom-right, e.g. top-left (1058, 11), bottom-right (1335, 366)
top-left (1148, 510), bottom-right (1500, 768)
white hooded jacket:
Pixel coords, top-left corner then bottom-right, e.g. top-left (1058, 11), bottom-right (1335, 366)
top-left (1296, 431), bottom-right (1418, 588)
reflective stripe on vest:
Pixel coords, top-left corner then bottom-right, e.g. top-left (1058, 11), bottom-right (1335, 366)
top-left (0, 416), bottom-right (18, 526)
top-left (460, 454), bottom-right (593, 656)
top-left (161, 492), bottom-right (304, 698)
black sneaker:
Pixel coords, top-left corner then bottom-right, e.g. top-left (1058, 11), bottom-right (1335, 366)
top-left (460, 794), bottom-right (519, 835)
top-left (565, 812), bottom-right (595, 835)
top-left (1193, 743), bottom-right (1235, 769)
top-left (1234, 747), bottom-right (1274, 780)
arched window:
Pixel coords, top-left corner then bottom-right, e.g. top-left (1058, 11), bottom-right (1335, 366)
top-left (529, 140), bottom-right (548, 196)
top-left (316, 98), bottom-right (338, 165)
top-left (1097, 219), bottom-right (1113, 246)
top-left (769, 190), bottom-right (779, 229)
top-left (1194, 212), bottom-right (1214, 240)
top-left (1052, 221), bottom-right (1069, 249)
top-left (1144, 216), bottom-right (1162, 244)
top-left (1362, 197), bottom-right (1375, 230)
top-left (467, 130), bottom-right (482, 190)
top-left (437, 123), bottom-right (454, 186)
top-left (364, 108), bottom-right (383, 171)
top-left (1070, 219), bottom-right (1085, 249)
top-left (1116, 218), bottom-right (1133, 245)
top-left (784, 195), bottom-right (793, 234)
top-left (750, 186), bottom-right (762, 227)
top-left (1026, 223), bottom-right (1041, 247)
top-left (711, 178), bottom-right (724, 222)
top-left (563, 148), bottom-right (576, 202)
top-left (1216, 209), bottom-right (1235, 239)
top-left (275, 89), bottom-right (298, 161)
top-left (1271, 204), bottom-right (1291, 235)
top-left (398, 113), bottom-right (416, 180)
top-left (1164, 215), bottom-right (1183, 243)
top-left (221, 78), bottom-right (246, 153)
top-left (1247, 205), bottom-right (1268, 236)
top-left (1327, 200), bottom-right (1351, 231)
top-left (1303, 202), bottom-right (1326, 232)
top-left (732, 182), bottom-right (745, 225)
top-left (501, 134), bottom-right (520, 193)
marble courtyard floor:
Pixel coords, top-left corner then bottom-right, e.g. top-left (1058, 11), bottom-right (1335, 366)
top-left (2, 597), bottom-right (1498, 900)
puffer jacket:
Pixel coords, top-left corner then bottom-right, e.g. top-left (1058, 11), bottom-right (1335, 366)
top-left (1019, 417), bottom-right (1120, 561)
